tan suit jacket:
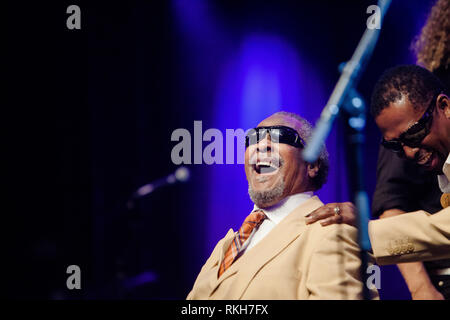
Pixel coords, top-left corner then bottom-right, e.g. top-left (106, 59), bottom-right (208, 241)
top-left (369, 207), bottom-right (450, 265)
top-left (187, 196), bottom-right (379, 300)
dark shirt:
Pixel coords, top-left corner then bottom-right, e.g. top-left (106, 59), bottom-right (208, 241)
top-left (372, 146), bottom-right (450, 269)
top-left (372, 146), bottom-right (443, 216)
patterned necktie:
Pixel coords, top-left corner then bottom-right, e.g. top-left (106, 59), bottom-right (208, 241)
top-left (441, 193), bottom-right (450, 208)
top-left (218, 210), bottom-right (267, 277)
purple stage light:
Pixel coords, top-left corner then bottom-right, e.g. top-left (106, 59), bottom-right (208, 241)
top-left (206, 34), bottom-right (349, 252)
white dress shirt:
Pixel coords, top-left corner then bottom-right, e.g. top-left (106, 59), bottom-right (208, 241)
top-left (438, 153), bottom-right (450, 193)
top-left (242, 192), bottom-right (314, 252)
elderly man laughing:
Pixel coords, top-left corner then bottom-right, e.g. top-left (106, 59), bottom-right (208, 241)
top-left (187, 111), bottom-right (378, 300)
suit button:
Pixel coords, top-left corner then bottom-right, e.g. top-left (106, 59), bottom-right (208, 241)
top-left (438, 281), bottom-right (444, 287)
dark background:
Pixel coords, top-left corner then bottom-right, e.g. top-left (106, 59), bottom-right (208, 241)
top-left (6, 0), bottom-right (436, 299)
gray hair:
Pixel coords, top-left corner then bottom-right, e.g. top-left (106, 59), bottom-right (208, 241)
top-left (272, 111), bottom-right (329, 190)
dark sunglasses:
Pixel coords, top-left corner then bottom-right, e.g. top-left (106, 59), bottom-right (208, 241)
top-left (381, 92), bottom-right (440, 153)
top-left (245, 125), bottom-right (306, 149)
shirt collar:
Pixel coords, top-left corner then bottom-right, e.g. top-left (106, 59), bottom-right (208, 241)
top-left (438, 153), bottom-right (450, 193)
top-left (252, 192), bottom-right (314, 225)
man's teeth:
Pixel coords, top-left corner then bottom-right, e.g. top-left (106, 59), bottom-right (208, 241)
top-left (257, 162), bottom-right (274, 167)
top-left (418, 153), bottom-right (432, 165)
top-left (255, 161), bottom-right (279, 173)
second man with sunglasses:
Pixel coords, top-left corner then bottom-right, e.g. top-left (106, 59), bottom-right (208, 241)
top-left (368, 66), bottom-right (450, 264)
top-left (306, 65), bottom-right (450, 274)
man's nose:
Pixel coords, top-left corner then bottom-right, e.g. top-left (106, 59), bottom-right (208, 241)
top-left (257, 135), bottom-right (272, 153)
top-left (402, 145), bottom-right (419, 160)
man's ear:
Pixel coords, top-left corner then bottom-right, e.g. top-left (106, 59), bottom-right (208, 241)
top-left (438, 94), bottom-right (450, 119)
top-left (307, 161), bottom-right (320, 179)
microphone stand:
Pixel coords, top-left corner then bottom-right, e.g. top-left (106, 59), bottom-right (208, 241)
top-left (342, 87), bottom-right (372, 300)
top-left (302, 0), bottom-right (391, 300)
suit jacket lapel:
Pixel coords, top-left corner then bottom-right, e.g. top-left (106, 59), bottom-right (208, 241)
top-left (231, 196), bottom-right (324, 299)
top-left (208, 228), bottom-right (236, 292)
top-left (208, 196), bottom-right (323, 298)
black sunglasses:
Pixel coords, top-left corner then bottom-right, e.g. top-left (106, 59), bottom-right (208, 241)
top-left (381, 92), bottom-right (440, 153)
top-left (245, 125), bottom-right (306, 149)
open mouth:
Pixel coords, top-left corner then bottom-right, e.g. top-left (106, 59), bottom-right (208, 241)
top-left (417, 151), bottom-right (443, 172)
top-left (417, 152), bottom-right (433, 166)
top-left (252, 159), bottom-right (281, 175)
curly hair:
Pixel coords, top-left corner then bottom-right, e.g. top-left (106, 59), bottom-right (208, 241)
top-left (412, 0), bottom-right (450, 73)
top-left (370, 65), bottom-right (447, 118)
top-left (272, 111), bottom-right (329, 191)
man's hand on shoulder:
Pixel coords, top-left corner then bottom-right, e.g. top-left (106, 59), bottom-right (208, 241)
top-left (305, 202), bottom-right (357, 227)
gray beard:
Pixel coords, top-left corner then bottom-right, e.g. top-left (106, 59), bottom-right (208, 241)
top-left (248, 174), bottom-right (285, 208)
